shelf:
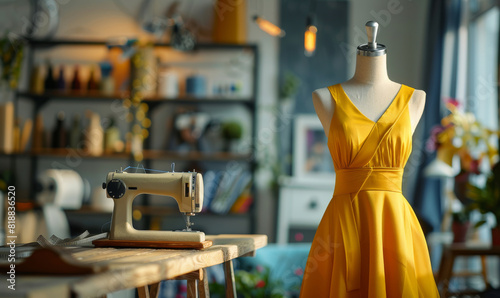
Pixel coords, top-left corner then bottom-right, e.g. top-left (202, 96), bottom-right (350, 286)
top-left (1, 149), bottom-right (252, 162)
top-left (26, 39), bottom-right (258, 51)
top-left (32, 148), bottom-right (130, 159)
top-left (17, 91), bottom-right (128, 100)
top-left (142, 150), bottom-right (252, 162)
top-left (17, 91), bottom-right (255, 107)
top-left (66, 205), bottom-right (252, 218)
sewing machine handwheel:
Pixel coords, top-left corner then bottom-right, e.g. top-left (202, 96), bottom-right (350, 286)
top-left (106, 179), bottom-right (126, 199)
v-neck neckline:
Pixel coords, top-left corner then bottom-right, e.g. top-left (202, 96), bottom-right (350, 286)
top-left (337, 84), bottom-right (404, 124)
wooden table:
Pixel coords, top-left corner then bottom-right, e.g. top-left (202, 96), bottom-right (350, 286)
top-left (0, 234), bottom-right (267, 298)
top-left (436, 243), bottom-right (500, 297)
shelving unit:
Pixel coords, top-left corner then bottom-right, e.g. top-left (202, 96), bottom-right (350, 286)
top-left (2, 38), bottom-right (259, 235)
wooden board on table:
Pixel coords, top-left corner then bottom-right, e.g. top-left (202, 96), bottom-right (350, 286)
top-left (92, 239), bottom-right (213, 249)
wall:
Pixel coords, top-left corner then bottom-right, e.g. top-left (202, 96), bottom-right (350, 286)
top-left (348, 0), bottom-right (430, 89)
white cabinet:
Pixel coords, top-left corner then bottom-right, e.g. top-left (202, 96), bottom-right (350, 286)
top-left (277, 177), bottom-right (334, 244)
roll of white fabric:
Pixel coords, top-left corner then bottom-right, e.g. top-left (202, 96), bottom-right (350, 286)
top-left (37, 169), bottom-right (84, 210)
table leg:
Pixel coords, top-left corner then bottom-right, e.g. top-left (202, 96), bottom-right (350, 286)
top-left (437, 251), bottom-right (455, 298)
top-left (480, 255), bottom-right (489, 288)
top-left (198, 268), bottom-right (210, 298)
top-left (137, 285), bottom-right (150, 298)
top-left (224, 260), bottom-right (237, 298)
top-left (149, 282), bottom-right (160, 298)
top-left (187, 279), bottom-right (198, 298)
top-left (137, 282), bottom-right (160, 298)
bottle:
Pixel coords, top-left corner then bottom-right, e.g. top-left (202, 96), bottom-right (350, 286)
top-left (68, 114), bottom-right (82, 149)
top-left (52, 111), bottom-right (67, 148)
top-left (99, 62), bottom-right (114, 96)
top-left (71, 65), bottom-right (82, 91)
top-left (57, 66), bottom-right (66, 91)
top-left (12, 118), bottom-right (20, 153)
top-left (87, 66), bottom-right (98, 93)
top-left (44, 61), bottom-right (56, 91)
top-left (33, 113), bottom-right (45, 150)
top-left (104, 117), bottom-right (121, 153)
top-left (30, 65), bottom-right (44, 94)
top-left (84, 110), bottom-right (103, 156)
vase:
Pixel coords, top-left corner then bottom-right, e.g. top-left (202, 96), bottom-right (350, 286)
top-left (452, 221), bottom-right (470, 243)
top-left (0, 81), bottom-right (15, 154)
top-left (212, 0), bottom-right (247, 44)
top-left (492, 227), bottom-right (500, 247)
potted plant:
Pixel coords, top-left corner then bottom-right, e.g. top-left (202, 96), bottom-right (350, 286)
top-left (451, 209), bottom-right (471, 243)
top-left (467, 162), bottom-right (500, 246)
top-left (221, 120), bottom-right (243, 152)
top-left (209, 265), bottom-right (285, 298)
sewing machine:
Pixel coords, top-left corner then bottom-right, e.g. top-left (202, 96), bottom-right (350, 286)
top-left (102, 168), bottom-right (205, 242)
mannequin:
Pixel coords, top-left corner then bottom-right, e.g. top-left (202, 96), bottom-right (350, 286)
top-left (312, 22), bottom-right (425, 136)
top-left (300, 21), bottom-right (440, 298)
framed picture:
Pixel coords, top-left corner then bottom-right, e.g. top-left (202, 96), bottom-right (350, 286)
top-left (293, 115), bottom-right (335, 183)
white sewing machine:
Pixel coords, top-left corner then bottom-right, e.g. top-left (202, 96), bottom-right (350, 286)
top-left (102, 168), bottom-right (205, 242)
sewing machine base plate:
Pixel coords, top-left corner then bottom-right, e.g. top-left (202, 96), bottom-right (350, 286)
top-left (92, 239), bottom-right (213, 250)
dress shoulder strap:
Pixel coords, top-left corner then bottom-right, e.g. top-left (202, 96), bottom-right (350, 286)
top-left (327, 84), bottom-right (340, 104)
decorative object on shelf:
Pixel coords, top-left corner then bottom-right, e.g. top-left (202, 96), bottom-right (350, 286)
top-left (71, 65), bottom-right (82, 91)
top-left (44, 60), bottom-right (56, 90)
top-left (32, 113), bottom-right (45, 150)
top-left (185, 74), bottom-right (206, 98)
top-left (30, 65), bottom-right (44, 94)
top-left (12, 117), bottom-right (20, 153)
top-left (84, 110), bottom-right (104, 157)
top-left (106, 38), bottom-right (135, 93)
top-left (0, 97), bottom-right (14, 154)
top-left (99, 62), bottom-right (114, 96)
top-left (87, 66), bottom-right (99, 92)
top-left (169, 13), bottom-right (196, 51)
top-left (139, 1), bottom-right (196, 51)
top-left (20, 118), bottom-right (33, 152)
top-left (52, 111), bottom-right (67, 149)
top-left (68, 113), bottom-right (82, 149)
top-left (212, 0), bottom-right (247, 44)
top-left (56, 66), bottom-right (65, 91)
top-left (209, 168), bottom-right (252, 215)
top-left (158, 70), bottom-right (179, 98)
top-left (170, 110), bottom-right (210, 152)
top-left (221, 120), bottom-right (243, 152)
top-left (104, 117), bottom-right (123, 153)
top-left (293, 115), bottom-right (335, 183)
top-left (0, 34), bottom-right (23, 154)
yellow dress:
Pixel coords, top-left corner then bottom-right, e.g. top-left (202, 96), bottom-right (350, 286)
top-left (300, 84), bottom-right (440, 297)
